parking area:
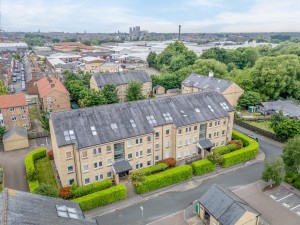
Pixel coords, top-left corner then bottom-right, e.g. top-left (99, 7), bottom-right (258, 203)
top-left (267, 186), bottom-right (300, 216)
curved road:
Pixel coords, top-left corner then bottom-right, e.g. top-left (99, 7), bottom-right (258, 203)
top-left (96, 126), bottom-right (283, 225)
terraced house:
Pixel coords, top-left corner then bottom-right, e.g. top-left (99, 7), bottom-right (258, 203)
top-left (90, 70), bottom-right (152, 102)
top-left (50, 91), bottom-right (234, 187)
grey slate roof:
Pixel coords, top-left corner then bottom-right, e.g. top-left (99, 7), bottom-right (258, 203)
top-left (50, 91), bottom-right (234, 149)
top-left (199, 185), bottom-right (260, 225)
top-left (167, 88), bottom-right (180, 93)
top-left (260, 100), bottom-right (300, 118)
top-left (182, 73), bottom-right (233, 92)
top-left (198, 138), bottom-right (213, 149)
top-left (113, 159), bottom-right (132, 174)
top-left (3, 126), bottom-right (28, 141)
top-left (0, 188), bottom-right (97, 225)
top-left (92, 70), bottom-right (151, 88)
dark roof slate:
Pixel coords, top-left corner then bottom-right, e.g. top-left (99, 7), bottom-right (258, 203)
top-left (3, 126), bottom-right (28, 141)
top-left (260, 100), bottom-right (300, 118)
top-left (198, 138), bottom-right (214, 149)
top-left (113, 159), bottom-right (132, 174)
top-left (50, 91), bottom-right (234, 149)
top-left (92, 70), bottom-right (151, 88)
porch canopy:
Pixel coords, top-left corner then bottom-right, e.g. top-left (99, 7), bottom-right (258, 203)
top-left (197, 138), bottom-right (214, 150)
top-left (113, 159), bottom-right (132, 174)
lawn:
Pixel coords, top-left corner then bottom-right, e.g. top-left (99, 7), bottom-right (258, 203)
top-left (245, 120), bottom-right (274, 133)
top-left (29, 104), bottom-right (40, 120)
top-left (35, 157), bottom-right (57, 189)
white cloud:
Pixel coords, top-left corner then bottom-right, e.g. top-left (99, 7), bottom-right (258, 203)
top-left (188, 0), bottom-right (223, 8)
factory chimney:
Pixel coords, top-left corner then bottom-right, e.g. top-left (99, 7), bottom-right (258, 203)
top-left (179, 25), bottom-right (181, 41)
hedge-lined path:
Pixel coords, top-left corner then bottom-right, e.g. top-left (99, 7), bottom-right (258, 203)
top-left (0, 139), bottom-right (52, 191)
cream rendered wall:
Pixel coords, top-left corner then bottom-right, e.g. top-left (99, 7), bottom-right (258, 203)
top-left (222, 83), bottom-right (244, 107)
top-left (235, 211), bottom-right (259, 225)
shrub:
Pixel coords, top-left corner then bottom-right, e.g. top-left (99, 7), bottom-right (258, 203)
top-left (228, 140), bottom-right (243, 149)
top-left (232, 130), bottom-right (250, 147)
top-left (73, 184), bottom-right (127, 211)
top-left (293, 177), bottom-right (300, 189)
top-left (206, 153), bottom-right (223, 164)
top-left (129, 170), bottom-right (146, 188)
top-left (136, 163), bottom-right (168, 176)
top-left (213, 144), bottom-right (237, 155)
top-left (221, 132), bottom-right (259, 168)
top-left (0, 166), bottom-right (3, 184)
top-left (35, 183), bottom-right (58, 197)
top-left (192, 159), bottom-right (216, 176)
top-left (47, 150), bottom-right (54, 160)
top-left (156, 158), bottom-right (176, 168)
top-left (59, 186), bottom-right (73, 199)
top-left (72, 179), bottom-right (112, 198)
top-left (135, 165), bottom-right (192, 194)
top-left (26, 168), bottom-right (39, 181)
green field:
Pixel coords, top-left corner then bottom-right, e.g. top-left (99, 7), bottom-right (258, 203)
top-left (245, 120), bottom-right (274, 133)
top-left (35, 157), bottom-right (57, 189)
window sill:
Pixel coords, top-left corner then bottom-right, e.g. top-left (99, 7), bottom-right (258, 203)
top-left (66, 158), bottom-right (73, 161)
top-left (67, 171), bottom-right (74, 174)
top-left (83, 171), bottom-right (89, 173)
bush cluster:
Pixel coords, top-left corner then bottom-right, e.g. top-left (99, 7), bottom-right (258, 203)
top-left (73, 184), bottom-right (127, 211)
top-left (156, 158), bottom-right (176, 168)
top-left (135, 165), bottom-right (192, 194)
top-left (0, 166), bottom-right (3, 184)
top-left (59, 186), bottom-right (72, 199)
top-left (133, 163), bottom-right (168, 176)
top-left (47, 150), bottom-right (54, 160)
top-left (72, 179), bottom-right (112, 198)
top-left (213, 144), bottom-right (237, 155)
top-left (221, 131), bottom-right (259, 168)
top-left (24, 148), bottom-right (47, 192)
top-left (285, 172), bottom-right (300, 190)
top-left (192, 159), bottom-right (216, 176)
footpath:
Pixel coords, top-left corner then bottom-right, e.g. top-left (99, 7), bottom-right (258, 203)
top-left (85, 149), bottom-right (265, 219)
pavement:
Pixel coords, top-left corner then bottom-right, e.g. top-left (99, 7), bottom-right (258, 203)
top-left (0, 137), bottom-right (52, 191)
top-left (88, 126), bottom-right (283, 225)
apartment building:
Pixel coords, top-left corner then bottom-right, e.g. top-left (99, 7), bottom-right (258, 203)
top-left (82, 56), bottom-right (104, 74)
top-left (90, 70), bottom-right (152, 102)
top-left (0, 93), bottom-right (30, 129)
top-left (50, 91), bottom-right (234, 187)
top-left (181, 72), bottom-right (244, 106)
top-left (37, 76), bottom-right (71, 112)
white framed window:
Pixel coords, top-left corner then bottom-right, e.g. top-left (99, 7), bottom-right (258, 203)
top-left (185, 138), bottom-right (191, 145)
top-left (147, 136), bottom-right (151, 143)
top-left (107, 158), bottom-right (112, 166)
top-left (178, 128), bottom-right (182, 135)
top-left (155, 143), bottom-right (160, 150)
top-left (193, 147), bottom-right (197, 155)
top-left (94, 161), bottom-right (102, 169)
top-left (82, 150), bottom-right (88, 159)
top-left (68, 179), bottom-right (75, 185)
top-left (136, 137), bottom-right (143, 145)
top-left (83, 164), bottom-right (89, 172)
top-left (65, 150), bottom-right (72, 160)
top-left (222, 130), bottom-right (226, 136)
top-left (147, 160), bottom-right (152, 166)
top-left (47, 97), bottom-right (52, 102)
top-left (93, 147), bottom-right (101, 156)
top-left (185, 127), bottom-right (191, 133)
top-left (95, 174), bottom-right (103, 182)
top-left (67, 165), bottom-right (74, 173)
top-left (208, 133), bottom-right (212, 139)
top-left (128, 153), bottom-right (133, 160)
top-left (9, 107), bottom-right (15, 112)
top-left (20, 106), bottom-right (25, 110)
top-left (166, 129), bottom-right (170, 136)
top-left (155, 132), bottom-right (160, 138)
top-left (107, 171), bottom-right (112, 178)
top-left (84, 178), bottom-right (90, 185)
top-left (178, 140), bottom-right (182, 147)
top-left (155, 155), bottom-right (160, 161)
top-left (165, 152), bottom-right (170, 158)
top-left (165, 140), bottom-right (170, 148)
top-left (11, 116), bottom-right (17, 121)
top-left (147, 148), bottom-right (152, 155)
top-left (214, 131), bottom-right (219, 138)
top-left (194, 126), bottom-right (198, 131)
top-left (21, 115), bottom-right (27, 119)
top-left (106, 145), bottom-right (112, 153)
top-left (184, 149), bottom-right (190, 157)
top-left (177, 151), bottom-right (182, 159)
top-left (136, 150), bottom-right (143, 158)
top-left (127, 140), bottom-right (132, 148)
top-left (194, 137), bottom-right (198, 143)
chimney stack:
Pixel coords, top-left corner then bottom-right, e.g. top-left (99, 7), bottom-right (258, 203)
top-left (179, 25), bottom-right (181, 41)
top-left (51, 83), bottom-right (55, 88)
top-left (209, 71), bottom-right (214, 77)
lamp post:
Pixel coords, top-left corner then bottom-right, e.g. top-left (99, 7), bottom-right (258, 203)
top-left (140, 206), bottom-right (144, 224)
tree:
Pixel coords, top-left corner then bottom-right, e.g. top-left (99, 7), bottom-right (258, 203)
top-left (129, 170), bottom-right (145, 188)
top-left (270, 111), bottom-right (285, 128)
top-left (147, 52), bottom-right (157, 67)
top-left (272, 117), bottom-right (300, 140)
top-left (102, 84), bottom-right (119, 104)
top-left (262, 157), bottom-right (285, 187)
top-left (0, 81), bottom-right (8, 95)
top-left (282, 135), bottom-right (300, 173)
top-left (40, 113), bottom-right (50, 131)
top-left (0, 126), bottom-right (6, 138)
top-left (201, 48), bottom-right (229, 64)
top-left (238, 91), bottom-right (261, 108)
top-left (126, 81), bottom-right (145, 101)
top-left (66, 80), bottom-right (86, 102)
top-left (34, 184), bottom-right (58, 198)
top-left (78, 89), bottom-right (106, 107)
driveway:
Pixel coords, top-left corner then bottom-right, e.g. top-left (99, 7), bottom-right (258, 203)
top-left (0, 137), bottom-right (52, 191)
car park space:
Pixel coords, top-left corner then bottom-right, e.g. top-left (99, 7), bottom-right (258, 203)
top-left (11, 61), bottom-right (26, 93)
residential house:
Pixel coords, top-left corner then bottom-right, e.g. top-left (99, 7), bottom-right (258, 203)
top-left (0, 188), bottom-right (98, 225)
top-left (98, 62), bottom-right (120, 73)
top-left (82, 56), bottom-right (104, 74)
top-left (197, 185), bottom-right (260, 225)
top-left (25, 53), bottom-right (44, 94)
top-left (90, 70), bottom-right (152, 102)
top-left (259, 100), bottom-right (300, 118)
top-left (49, 91), bottom-right (234, 187)
top-left (37, 77), bottom-right (70, 112)
top-left (3, 126), bottom-right (29, 151)
top-left (0, 93), bottom-right (30, 129)
top-left (181, 72), bottom-right (244, 107)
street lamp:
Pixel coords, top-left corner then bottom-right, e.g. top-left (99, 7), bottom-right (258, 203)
top-left (140, 206), bottom-right (144, 224)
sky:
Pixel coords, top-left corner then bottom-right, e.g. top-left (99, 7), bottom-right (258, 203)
top-left (1, 0), bottom-right (300, 33)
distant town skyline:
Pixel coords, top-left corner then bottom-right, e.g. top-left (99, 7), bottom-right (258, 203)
top-left (2, 0), bottom-right (300, 33)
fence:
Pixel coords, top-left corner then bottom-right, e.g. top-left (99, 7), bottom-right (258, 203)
top-left (234, 119), bottom-right (286, 142)
top-left (28, 131), bottom-right (50, 139)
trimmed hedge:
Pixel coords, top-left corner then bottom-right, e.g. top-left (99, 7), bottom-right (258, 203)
top-left (73, 184), bottom-right (127, 211)
top-left (192, 159), bottom-right (216, 176)
top-left (221, 131), bottom-right (259, 168)
top-left (133, 163), bottom-right (168, 176)
top-left (135, 165), bottom-right (193, 194)
top-left (213, 144), bottom-right (237, 155)
top-left (72, 179), bottom-right (112, 198)
top-left (24, 148), bottom-right (47, 192)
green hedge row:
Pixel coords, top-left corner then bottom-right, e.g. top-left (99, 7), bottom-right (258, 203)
top-left (72, 179), bottom-right (112, 198)
top-left (221, 131), bottom-right (259, 168)
top-left (133, 163), bottom-right (168, 176)
top-left (73, 184), bottom-right (127, 211)
top-left (24, 148), bottom-right (47, 192)
top-left (192, 159), bottom-right (216, 176)
top-left (135, 165), bottom-right (192, 194)
top-left (213, 144), bottom-right (237, 155)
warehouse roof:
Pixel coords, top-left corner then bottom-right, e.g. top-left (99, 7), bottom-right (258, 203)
top-left (50, 91), bottom-right (234, 149)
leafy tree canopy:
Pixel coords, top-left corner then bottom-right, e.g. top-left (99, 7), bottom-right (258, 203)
top-left (262, 157), bottom-right (285, 187)
top-left (282, 135), bottom-right (300, 173)
top-left (102, 84), bottom-right (119, 104)
top-left (126, 80), bottom-right (145, 102)
top-left (238, 91), bottom-right (262, 108)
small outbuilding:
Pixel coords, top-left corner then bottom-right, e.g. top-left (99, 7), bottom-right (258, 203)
top-left (2, 127), bottom-right (29, 151)
top-left (166, 88), bottom-right (180, 96)
top-left (153, 85), bottom-right (165, 95)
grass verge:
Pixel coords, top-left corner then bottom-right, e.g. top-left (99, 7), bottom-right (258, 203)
top-left (245, 120), bottom-right (274, 133)
top-left (35, 157), bottom-right (57, 189)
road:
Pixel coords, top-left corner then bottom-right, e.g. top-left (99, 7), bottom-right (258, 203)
top-left (96, 126), bottom-right (283, 225)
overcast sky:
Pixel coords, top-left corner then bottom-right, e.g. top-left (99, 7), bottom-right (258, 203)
top-left (2, 0), bottom-right (299, 33)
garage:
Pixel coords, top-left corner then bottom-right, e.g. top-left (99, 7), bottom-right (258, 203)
top-left (3, 127), bottom-right (29, 151)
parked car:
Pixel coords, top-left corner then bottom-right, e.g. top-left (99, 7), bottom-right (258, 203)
top-left (17, 76), bottom-right (21, 81)
top-left (247, 134), bottom-right (258, 142)
top-left (21, 76), bottom-right (25, 81)
top-left (12, 77), bottom-right (17, 82)
top-left (26, 99), bottom-right (36, 105)
top-left (21, 86), bottom-right (26, 91)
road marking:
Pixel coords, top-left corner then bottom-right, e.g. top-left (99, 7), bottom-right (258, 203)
top-left (277, 193), bottom-right (293, 202)
top-left (282, 203), bottom-right (290, 208)
top-left (291, 204), bottom-right (300, 210)
top-left (270, 195), bottom-right (276, 200)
